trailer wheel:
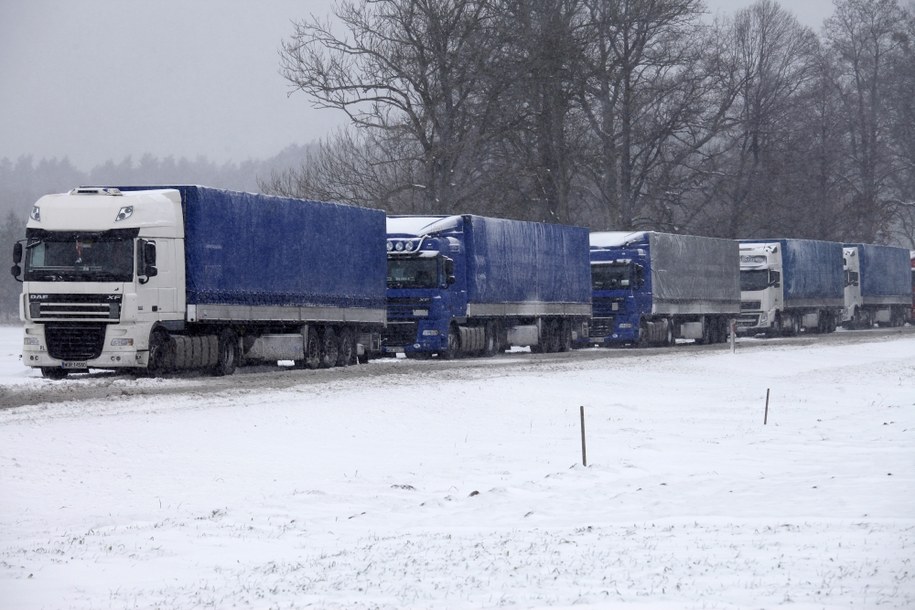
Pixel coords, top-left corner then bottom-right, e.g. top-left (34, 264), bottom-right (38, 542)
top-left (483, 322), bottom-right (498, 356)
top-left (320, 326), bottom-right (339, 368)
top-left (663, 319), bottom-right (674, 347)
top-left (213, 329), bottom-right (238, 376)
top-left (294, 327), bottom-right (322, 369)
top-left (559, 319), bottom-right (572, 352)
top-left (547, 319), bottom-right (563, 353)
top-left (336, 327), bottom-right (356, 366)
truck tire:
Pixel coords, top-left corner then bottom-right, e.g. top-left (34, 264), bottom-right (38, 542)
top-left (483, 322), bottom-right (498, 357)
top-left (213, 329), bottom-right (238, 377)
top-left (559, 319), bottom-right (572, 352)
top-left (440, 325), bottom-right (460, 360)
top-left (148, 329), bottom-right (175, 376)
top-left (336, 327), bottom-right (356, 366)
top-left (320, 326), bottom-right (339, 368)
top-left (294, 327), bottom-right (322, 369)
top-left (663, 319), bottom-right (674, 347)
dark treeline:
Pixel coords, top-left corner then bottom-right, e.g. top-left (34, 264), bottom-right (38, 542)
top-left (264, 0), bottom-right (915, 249)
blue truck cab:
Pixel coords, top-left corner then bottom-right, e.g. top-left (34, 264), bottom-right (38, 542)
top-left (588, 239), bottom-right (649, 344)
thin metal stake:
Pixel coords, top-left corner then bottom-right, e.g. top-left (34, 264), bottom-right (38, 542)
top-left (580, 405), bottom-right (588, 467)
top-left (764, 388), bottom-right (770, 425)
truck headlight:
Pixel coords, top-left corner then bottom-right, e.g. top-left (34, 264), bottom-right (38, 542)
top-left (421, 329), bottom-right (440, 336)
top-left (23, 337), bottom-right (39, 346)
top-left (759, 312), bottom-right (768, 323)
top-left (110, 338), bottom-right (134, 347)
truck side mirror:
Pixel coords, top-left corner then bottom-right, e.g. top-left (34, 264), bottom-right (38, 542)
top-left (443, 257), bottom-right (456, 286)
top-left (138, 240), bottom-right (158, 284)
top-left (11, 242), bottom-right (23, 282)
top-left (634, 264), bottom-right (645, 288)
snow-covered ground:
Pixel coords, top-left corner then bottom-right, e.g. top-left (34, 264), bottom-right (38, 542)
top-left (1, 324), bottom-right (913, 609)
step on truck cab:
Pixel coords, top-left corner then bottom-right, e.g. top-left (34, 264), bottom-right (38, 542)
top-left (382, 215), bottom-right (591, 358)
top-left (11, 186), bottom-right (386, 378)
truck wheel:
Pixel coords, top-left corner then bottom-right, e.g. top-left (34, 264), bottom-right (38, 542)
top-left (559, 320), bottom-right (572, 352)
top-left (697, 317), bottom-right (712, 345)
top-left (483, 322), bottom-right (498, 356)
top-left (213, 329), bottom-right (238, 376)
top-left (336, 327), bottom-right (356, 366)
top-left (294, 327), bottom-right (321, 369)
top-left (148, 329), bottom-right (174, 376)
top-left (440, 325), bottom-right (461, 359)
top-left (635, 318), bottom-right (649, 347)
top-left (41, 367), bottom-right (69, 380)
top-left (320, 326), bottom-right (339, 368)
top-left (663, 319), bottom-right (674, 347)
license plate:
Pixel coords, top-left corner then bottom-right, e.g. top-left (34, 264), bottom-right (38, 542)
top-left (62, 361), bottom-right (87, 369)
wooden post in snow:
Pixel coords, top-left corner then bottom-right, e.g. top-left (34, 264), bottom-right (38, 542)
top-left (580, 406), bottom-right (588, 467)
top-left (764, 389), bottom-right (770, 425)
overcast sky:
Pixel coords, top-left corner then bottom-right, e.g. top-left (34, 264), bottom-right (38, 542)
top-left (0, 0), bottom-right (835, 172)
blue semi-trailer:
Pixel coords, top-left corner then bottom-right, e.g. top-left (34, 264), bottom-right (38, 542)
top-left (12, 185), bottom-right (386, 378)
top-left (738, 238), bottom-right (844, 335)
top-left (842, 243), bottom-right (912, 328)
top-left (382, 215), bottom-right (592, 357)
top-left (582, 231), bottom-right (739, 346)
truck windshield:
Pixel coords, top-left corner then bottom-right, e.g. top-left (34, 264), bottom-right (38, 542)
top-left (740, 270), bottom-right (770, 292)
top-left (592, 263), bottom-right (631, 290)
top-left (24, 231), bottom-right (135, 282)
top-left (387, 257), bottom-right (439, 289)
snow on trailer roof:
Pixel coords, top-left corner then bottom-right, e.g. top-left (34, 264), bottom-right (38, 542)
top-left (589, 231), bottom-right (649, 249)
top-left (386, 215), bottom-right (463, 237)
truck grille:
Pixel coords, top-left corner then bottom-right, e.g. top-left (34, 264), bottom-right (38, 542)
top-left (44, 323), bottom-right (106, 360)
top-left (589, 317), bottom-right (614, 337)
top-left (29, 294), bottom-right (122, 322)
top-left (737, 314), bottom-right (760, 327)
top-left (382, 322), bottom-right (418, 345)
top-left (740, 301), bottom-right (761, 311)
top-left (386, 297), bottom-right (431, 321)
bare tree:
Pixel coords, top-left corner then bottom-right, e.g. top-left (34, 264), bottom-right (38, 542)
top-left (824, 0), bottom-right (910, 242)
top-left (705, 0), bottom-right (822, 237)
top-left (574, 0), bottom-right (724, 231)
top-left (280, 0), bottom-right (503, 214)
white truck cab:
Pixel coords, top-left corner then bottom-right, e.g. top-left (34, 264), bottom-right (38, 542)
top-left (738, 242), bottom-right (785, 333)
top-left (12, 187), bottom-right (185, 378)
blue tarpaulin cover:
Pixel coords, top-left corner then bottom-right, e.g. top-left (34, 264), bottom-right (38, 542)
top-left (846, 243), bottom-right (911, 301)
top-left (115, 186), bottom-right (386, 309)
top-left (464, 216), bottom-right (591, 305)
top-left (743, 239), bottom-right (844, 304)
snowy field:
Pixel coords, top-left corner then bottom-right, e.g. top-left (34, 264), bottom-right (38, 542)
top-left (1, 324), bottom-right (913, 609)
